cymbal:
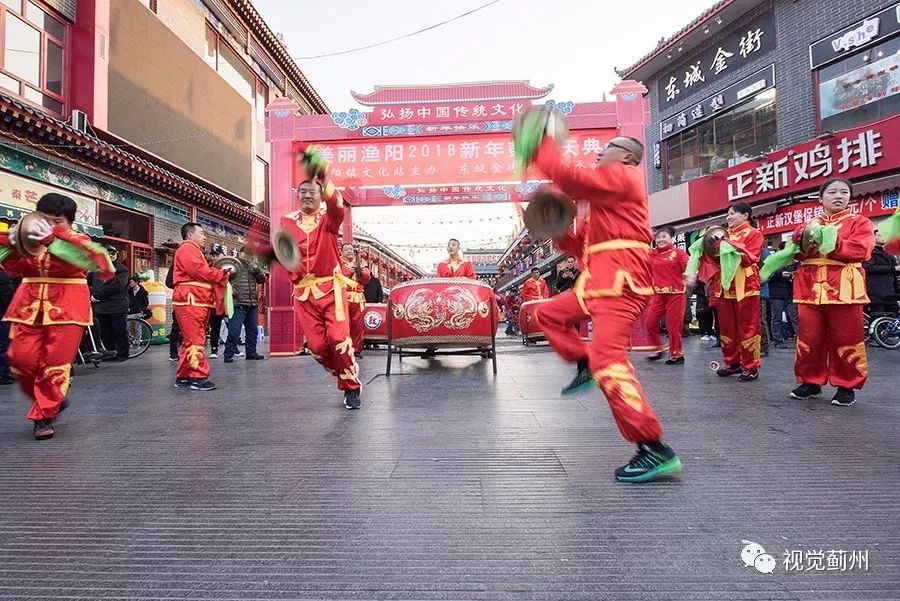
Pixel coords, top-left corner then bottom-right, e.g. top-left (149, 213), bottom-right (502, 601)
top-left (212, 255), bottom-right (243, 278)
top-left (702, 226), bottom-right (727, 257)
top-left (15, 212), bottom-right (48, 257)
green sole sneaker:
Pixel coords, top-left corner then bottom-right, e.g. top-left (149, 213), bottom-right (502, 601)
top-left (616, 456), bottom-right (683, 483)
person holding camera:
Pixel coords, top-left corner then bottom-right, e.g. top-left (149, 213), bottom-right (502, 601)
top-left (554, 256), bottom-right (580, 294)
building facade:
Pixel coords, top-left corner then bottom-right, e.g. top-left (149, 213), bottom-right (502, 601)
top-left (618, 0), bottom-right (899, 240)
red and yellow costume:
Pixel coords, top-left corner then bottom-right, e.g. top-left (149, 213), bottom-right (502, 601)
top-left (646, 244), bottom-right (689, 359)
top-left (437, 256), bottom-right (476, 278)
top-left (341, 257), bottom-right (371, 355)
top-left (0, 227), bottom-right (106, 422)
top-left (532, 138), bottom-right (662, 444)
top-left (704, 222), bottom-right (763, 372)
top-left (521, 276), bottom-right (549, 302)
top-left (172, 240), bottom-right (229, 380)
top-left (791, 210), bottom-right (874, 389)
top-left (278, 190), bottom-right (360, 392)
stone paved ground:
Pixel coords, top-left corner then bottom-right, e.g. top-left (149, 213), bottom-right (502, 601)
top-left (0, 334), bottom-right (898, 601)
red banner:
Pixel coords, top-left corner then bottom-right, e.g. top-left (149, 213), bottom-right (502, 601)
top-left (368, 100), bottom-right (532, 125)
top-left (757, 191), bottom-right (898, 236)
top-left (301, 130), bottom-right (615, 188)
top-left (687, 115), bottom-right (900, 218)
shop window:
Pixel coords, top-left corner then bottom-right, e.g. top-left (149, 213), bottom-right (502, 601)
top-left (99, 203), bottom-right (151, 245)
top-left (0, 0), bottom-right (67, 115)
top-left (817, 37), bottom-right (900, 132)
top-left (666, 89), bottom-right (777, 188)
top-left (255, 156), bottom-right (269, 214)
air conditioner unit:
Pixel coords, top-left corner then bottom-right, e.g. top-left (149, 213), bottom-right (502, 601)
top-left (71, 109), bottom-right (88, 133)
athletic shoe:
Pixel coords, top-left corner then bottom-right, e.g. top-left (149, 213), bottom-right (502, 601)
top-left (209, 352), bottom-right (218, 359)
top-left (174, 378), bottom-right (193, 388)
top-left (169, 355), bottom-right (178, 362)
top-left (790, 383), bottom-right (822, 400)
top-left (645, 351), bottom-right (664, 362)
top-left (615, 443), bottom-right (682, 483)
top-left (716, 364), bottom-right (741, 377)
top-left (235, 351), bottom-right (244, 358)
top-left (33, 420), bottom-right (54, 440)
top-left (343, 390), bottom-right (361, 410)
top-left (738, 369), bottom-right (759, 382)
top-left (831, 388), bottom-right (856, 407)
top-left (561, 359), bottom-right (595, 396)
top-left (224, 357), bottom-right (234, 363)
top-left (0, 376), bottom-right (15, 385)
top-left (245, 355), bottom-right (266, 361)
top-left (665, 356), bottom-right (685, 365)
top-left (190, 380), bottom-right (216, 391)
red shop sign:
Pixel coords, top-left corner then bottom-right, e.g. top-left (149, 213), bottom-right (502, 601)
top-left (757, 190), bottom-right (898, 236)
top-left (369, 100), bottom-right (532, 125)
top-left (687, 114), bottom-right (900, 217)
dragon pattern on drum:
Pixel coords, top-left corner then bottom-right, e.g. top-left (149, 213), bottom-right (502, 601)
top-left (392, 285), bottom-right (491, 333)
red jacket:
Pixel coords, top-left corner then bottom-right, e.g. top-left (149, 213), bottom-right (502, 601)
top-left (172, 240), bottom-right (229, 310)
top-left (521, 276), bottom-right (550, 301)
top-left (721, 222), bottom-right (763, 301)
top-left (437, 257), bottom-right (476, 278)
top-left (534, 138), bottom-right (652, 300)
top-left (791, 210), bottom-right (874, 305)
top-left (649, 244), bottom-right (689, 294)
top-left (341, 257), bottom-right (372, 307)
top-left (1, 231), bottom-right (92, 326)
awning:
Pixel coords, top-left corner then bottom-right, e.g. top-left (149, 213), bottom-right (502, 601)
top-left (852, 173), bottom-right (900, 197)
top-left (0, 203), bottom-right (104, 238)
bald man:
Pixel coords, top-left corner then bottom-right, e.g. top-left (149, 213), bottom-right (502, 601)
top-left (529, 134), bottom-right (682, 483)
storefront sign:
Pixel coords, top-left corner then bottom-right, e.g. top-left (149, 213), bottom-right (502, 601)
top-left (658, 11), bottom-right (775, 108)
top-left (758, 190), bottom-right (898, 235)
top-left (810, 3), bottom-right (900, 69)
top-left (687, 115), bottom-right (900, 217)
top-left (0, 170), bottom-right (102, 237)
top-left (197, 212), bottom-right (248, 255)
top-left (301, 130), bottom-right (614, 188)
top-left (659, 64), bottom-right (775, 140)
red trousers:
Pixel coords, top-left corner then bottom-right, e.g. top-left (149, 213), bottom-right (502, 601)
top-left (795, 303), bottom-right (868, 389)
top-left (348, 300), bottom-right (364, 354)
top-left (7, 321), bottom-right (83, 421)
top-left (717, 295), bottom-right (761, 371)
top-left (645, 293), bottom-right (687, 359)
top-left (174, 305), bottom-right (211, 380)
top-left (295, 289), bottom-right (360, 392)
top-left (536, 290), bottom-right (663, 444)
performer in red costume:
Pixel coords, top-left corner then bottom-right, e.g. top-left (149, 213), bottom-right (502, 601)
top-left (520, 267), bottom-right (550, 302)
top-left (709, 202), bottom-right (764, 381)
top-left (172, 222), bottom-right (232, 391)
top-left (340, 242), bottom-right (371, 359)
top-left (786, 179), bottom-right (874, 406)
top-left (521, 125), bottom-right (681, 483)
top-left (645, 226), bottom-right (689, 364)
top-left (436, 239), bottom-right (476, 278)
top-left (1, 193), bottom-right (114, 440)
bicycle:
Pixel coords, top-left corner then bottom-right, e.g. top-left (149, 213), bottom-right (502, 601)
top-left (871, 314), bottom-right (900, 349)
top-left (126, 314), bottom-right (153, 358)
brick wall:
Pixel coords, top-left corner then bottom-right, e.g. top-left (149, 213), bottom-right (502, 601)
top-left (643, 0), bottom-right (889, 194)
top-left (45, 0), bottom-right (76, 21)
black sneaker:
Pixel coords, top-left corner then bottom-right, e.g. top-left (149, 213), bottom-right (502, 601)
top-left (738, 369), bottom-right (759, 382)
top-left (343, 389), bottom-right (361, 410)
top-left (645, 351), bottom-right (664, 362)
top-left (615, 442), bottom-right (682, 483)
top-left (831, 388), bottom-right (856, 407)
top-left (209, 352), bottom-right (218, 359)
top-left (190, 380), bottom-right (216, 391)
top-left (246, 355), bottom-right (266, 361)
top-left (59, 398), bottom-right (70, 412)
top-left (665, 356), bottom-right (685, 365)
top-left (790, 383), bottom-right (822, 400)
top-left (561, 359), bottom-right (595, 396)
top-left (33, 419), bottom-right (55, 440)
top-left (716, 364), bottom-right (741, 377)
top-left (0, 376), bottom-right (15, 385)
top-left (224, 357), bottom-right (234, 364)
top-left (174, 378), bottom-right (193, 388)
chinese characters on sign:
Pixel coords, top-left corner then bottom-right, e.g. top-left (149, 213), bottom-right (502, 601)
top-left (658, 11), bottom-right (775, 106)
top-left (369, 101), bottom-right (531, 125)
top-left (727, 129), bottom-right (882, 201)
top-left (659, 65), bottom-right (775, 140)
top-left (782, 549), bottom-right (868, 572)
top-left (305, 130), bottom-right (614, 188)
top-left (757, 191), bottom-right (897, 235)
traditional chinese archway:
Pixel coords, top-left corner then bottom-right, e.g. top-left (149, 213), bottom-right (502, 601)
top-left (265, 80), bottom-right (650, 355)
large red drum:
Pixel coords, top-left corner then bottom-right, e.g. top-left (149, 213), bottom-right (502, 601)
top-left (388, 278), bottom-right (499, 348)
top-left (519, 299), bottom-right (547, 343)
top-left (362, 303), bottom-right (388, 342)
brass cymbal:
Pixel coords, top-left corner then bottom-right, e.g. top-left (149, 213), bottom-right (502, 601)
top-left (212, 255), bottom-right (244, 278)
top-left (702, 226), bottom-right (727, 257)
top-left (14, 212), bottom-right (48, 257)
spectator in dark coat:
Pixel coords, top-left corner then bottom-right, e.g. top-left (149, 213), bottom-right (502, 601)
top-left (128, 277), bottom-right (150, 317)
top-left (553, 256), bottom-right (580, 294)
top-left (91, 246), bottom-right (129, 361)
top-left (694, 280), bottom-right (717, 342)
top-left (224, 247), bottom-right (267, 362)
top-left (768, 247), bottom-right (799, 346)
top-left (0, 270), bottom-right (19, 383)
top-left (165, 265), bottom-right (180, 361)
top-left (363, 265), bottom-right (384, 303)
top-left (864, 230), bottom-right (900, 314)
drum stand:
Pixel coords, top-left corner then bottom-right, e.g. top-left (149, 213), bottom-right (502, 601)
top-left (385, 299), bottom-right (498, 376)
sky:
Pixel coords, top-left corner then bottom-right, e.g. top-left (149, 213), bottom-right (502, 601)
top-left (253, 0), bottom-right (718, 270)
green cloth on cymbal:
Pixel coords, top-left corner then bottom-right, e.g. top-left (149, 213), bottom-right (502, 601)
top-left (0, 244), bottom-right (11, 263)
top-left (513, 110), bottom-right (548, 174)
top-left (718, 240), bottom-right (741, 292)
top-left (685, 235), bottom-right (705, 276)
top-left (760, 241), bottom-right (800, 282)
top-left (818, 225), bottom-right (838, 256)
top-left (880, 209), bottom-right (900, 243)
top-left (302, 146), bottom-right (329, 179)
top-left (47, 238), bottom-right (114, 274)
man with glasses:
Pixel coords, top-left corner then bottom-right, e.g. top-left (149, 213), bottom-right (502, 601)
top-left (518, 123), bottom-right (682, 483)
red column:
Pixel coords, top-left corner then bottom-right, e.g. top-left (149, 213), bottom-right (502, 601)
top-left (70, 0), bottom-right (110, 129)
top-left (266, 99), bottom-right (304, 355)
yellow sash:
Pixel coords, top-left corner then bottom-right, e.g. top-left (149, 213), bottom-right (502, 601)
top-left (293, 269), bottom-right (357, 321)
top-left (800, 259), bottom-right (864, 303)
top-left (21, 278), bottom-right (85, 285)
